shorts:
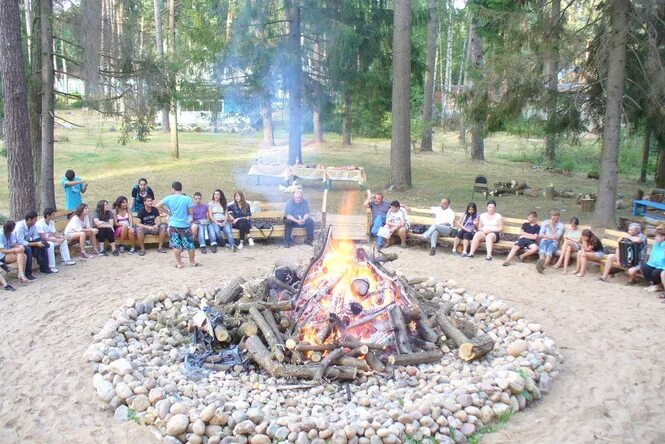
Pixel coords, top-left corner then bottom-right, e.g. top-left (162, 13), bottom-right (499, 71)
top-left (137, 224), bottom-right (166, 235)
top-left (515, 238), bottom-right (537, 249)
top-left (169, 226), bottom-right (195, 250)
top-left (538, 239), bottom-right (558, 256)
top-left (642, 263), bottom-right (665, 284)
top-left (114, 225), bottom-right (134, 239)
top-left (455, 230), bottom-right (474, 241)
top-left (591, 250), bottom-right (604, 259)
top-left (486, 231), bottom-right (501, 242)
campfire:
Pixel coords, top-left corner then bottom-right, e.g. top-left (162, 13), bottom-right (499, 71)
top-left (188, 229), bottom-right (496, 381)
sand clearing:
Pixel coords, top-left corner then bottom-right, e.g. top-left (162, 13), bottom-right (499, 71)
top-left (1, 242), bottom-right (664, 444)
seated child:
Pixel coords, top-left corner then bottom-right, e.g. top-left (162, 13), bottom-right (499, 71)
top-left (502, 211), bottom-right (540, 266)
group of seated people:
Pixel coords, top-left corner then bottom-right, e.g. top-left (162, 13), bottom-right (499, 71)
top-left (365, 192), bottom-right (665, 293)
top-left (0, 170), bottom-right (318, 288)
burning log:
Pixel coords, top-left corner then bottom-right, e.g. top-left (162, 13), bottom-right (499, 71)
top-left (388, 350), bottom-right (444, 366)
top-left (314, 348), bottom-right (346, 381)
top-left (389, 306), bottom-right (412, 354)
top-left (215, 277), bottom-right (246, 305)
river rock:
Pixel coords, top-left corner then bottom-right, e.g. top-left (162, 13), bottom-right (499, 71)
top-left (93, 375), bottom-right (115, 402)
top-left (234, 420), bottom-right (256, 435)
top-left (113, 405), bottom-right (129, 422)
top-left (115, 382), bottom-right (133, 400)
top-left (507, 340), bottom-right (528, 357)
top-left (247, 408), bottom-right (265, 424)
top-left (109, 359), bottom-right (133, 376)
top-left (249, 435), bottom-right (271, 444)
top-left (166, 414), bottom-right (189, 436)
top-left (130, 394), bottom-right (150, 412)
top-left (200, 404), bottom-right (216, 422)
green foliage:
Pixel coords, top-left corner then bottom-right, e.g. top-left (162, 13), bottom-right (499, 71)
top-left (126, 408), bottom-right (142, 425)
top-left (468, 408), bottom-right (514, 444)
top-left (0, 214), bottom-right (8, 226)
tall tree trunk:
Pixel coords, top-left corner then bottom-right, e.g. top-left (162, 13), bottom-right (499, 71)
top-left (543, 0), bottom-right (560, 164)
top-left (389, 0), bottom-right (412, 190)
top-left (594, 0), bottom-right (629, 227)
top-left (0, 0), bottom-right (37, 219)
top-left (24, 0), bottom-right (33, 64)
top-left (458, 23), bottom-right (471, 143)
top-left (656, 136), bottom-right (665, 188)
top-left (81, 0), bottom-right (102, 102)
top-left (285, 0), bottom-right (302, 165)
top-left (442, 0), bottom-right (453, 129)
top-left (342, 88), bottom-right (352, 146)
top-left (312, 41), bottom-right (324, 144)
top-left (469, 20), bottom-right (484, 160)
top-left (168, 0), bottom-right (179, 159)
top-left (420, 0), bottom-right (437, 152)
top-left (153, 0), bottom-right (169, 132)
top-left (640, 125), bottom-right (652, 183)
top-left (28, 0), bottom-right (41, 210)
top-left (40, 0), bottom-right (55, 211)
top-left (260, 88), bottom-right (275, 146)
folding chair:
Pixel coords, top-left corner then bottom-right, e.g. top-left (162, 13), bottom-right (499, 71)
top-left (471, 175), bottom-right (488, 201)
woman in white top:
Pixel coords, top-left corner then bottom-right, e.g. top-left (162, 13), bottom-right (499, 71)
top-left (376, 200), bottom-right (409, 249)
top-left (468, 200), bottom-right (503, 261)
top-left (64, 203), bottom-right (100, 259)
top-left (553, 216), bottom-right (582, 273)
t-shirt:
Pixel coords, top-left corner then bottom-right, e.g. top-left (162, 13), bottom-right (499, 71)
top-left (228, 203), bottom-right (251, 219)
top-left (285, 199), bottom-right (310, 219)
top-left (0, 232), bottom-right (19, 261)
top-left (461, 213), bottom-right (478, 231)
top-left (131, 185), bottom-right (155, 212)
top-left (369, 201), bottom-right (390, 218)
top-left (64, 215), bottom-right (91, 235)
top-left (94, 210), bottom-right (114, 224)
top-left (138, 207), bottom-right (160, 226)
top-left (386, 208), bottom-right (408, 226)
top-left (647, 241), bottom-right (665, 268)
top-left (208, 201), bottom-right (227, 221)
top-left (36, 219), bottom-right (57, 235)
top-left (479, 212), bottom-right (502, 232)
top-left (566, 229), bottom-right (582, 242)
top-left (60, 176), bottom-right (84, 211)
top-left (520, 222), bottom-right (540, 238)
top-left (192, 203), bottom-right (209, 223)
top-left (432, 206), bottom-right (456, 226)
top-left (540, 220), bottom-right (565, 239)
top-left (162, 194), bottom-right (193, 228)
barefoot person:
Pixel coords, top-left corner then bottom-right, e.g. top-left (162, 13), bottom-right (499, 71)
top-left (135, 197), bottom-right (167, 256)
top-left (156, 181), bottom-right (198, 268)
top-left (422, 198), bottom-right (455, 256)
top-left (598, 223), bottom-right (647, 282)
top-left (574, 229), bottom-right (604, 277)
top-left (452, 202), bottom-right (478, 256)
top-left (553, 217), bottom-right (582, 273)
top-left (0, 221), bottom-right (31, 284)
top-left (502, 211), bottom-right (540, 266)
top-left (535, 209), bottom-right (565, 273)
top-left (468, 200), bottom-right (503, 261)
top-left (37, 208), bottom-right (76, 272)
top-left (64, 204), bottom-right (100, 259)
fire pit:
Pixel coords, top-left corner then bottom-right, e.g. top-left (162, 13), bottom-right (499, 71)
top-left (87, 232), bottom-right (563, 443)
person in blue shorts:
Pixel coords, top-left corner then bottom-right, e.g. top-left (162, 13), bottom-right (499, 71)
top-left (536, 209), bottom-right (565, 273)
top-left (155, 181), bottom-right (198, 268)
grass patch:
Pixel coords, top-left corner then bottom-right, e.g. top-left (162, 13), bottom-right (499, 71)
top-left (468, 409), bottom-right (515, 444)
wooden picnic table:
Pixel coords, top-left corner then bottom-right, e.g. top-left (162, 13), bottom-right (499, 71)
top-left (247, 163), bottom-right (366, 189)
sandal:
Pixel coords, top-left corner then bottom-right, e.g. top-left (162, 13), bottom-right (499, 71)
top-left (190, 262), bottom-right (202, 267)
top-left (157, 248), bottom-right (167, 253)
top-left (175, 263), bottom-right (184, 269)
top-left (139, 250), bottom-right (146, 257)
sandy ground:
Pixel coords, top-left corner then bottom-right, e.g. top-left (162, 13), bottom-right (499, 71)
top-left (1, 241), bottom-right (664, 444)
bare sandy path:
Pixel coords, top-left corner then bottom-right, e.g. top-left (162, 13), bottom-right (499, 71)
top-left (1, 242), bottom-right (663, 443)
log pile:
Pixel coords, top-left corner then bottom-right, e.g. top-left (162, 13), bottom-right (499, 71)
top-left (188, 231), bottom-right (495, 382)
top-left (488, 180), bottom-right (528, 196)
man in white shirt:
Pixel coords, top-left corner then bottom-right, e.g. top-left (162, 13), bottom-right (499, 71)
top-left (422, 198), bottom-right (456, 256)
top-left (36, 208), bottom-right (76, 273)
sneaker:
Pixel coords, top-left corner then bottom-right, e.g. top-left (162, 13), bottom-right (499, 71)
top-left (466, 254), bottom-right (474, 258)
top-left (451, 251), bottom-right (459, 257)
top-left (429, 248), bottom-right (436, 256)
top-left (50, 268), bottom-right (60, 273)
top-left (231, 245), bottom-right (238, 252)
top-left (128, 248), bottom-right (135, 255)
top-left (63, 260), bottom-right (76, 266)
top-left (460, 252), bottom-right (467, 257)
top-left (211, 245), bottom-right (218, 254)
top-left (536, 258), bottom-right (545, 273)
top-left (0, 263), bottom-right (11, 272)
top-left (248, 238), bottom-right (255, 247)
top-left (201, 247), bottom-right (207, 254)
top-left (119, 246), bottom-right (125, 254)
top-left (40, 269), bottom-right (54, 274)
top-left (112, 250), bottom-right (119, 257)
top-left (237, 241), bottom-right (244, 250)
top-left (26, 275), bottom-right (37, 281)
top-left (100, 250), bottom-right (109, 257)
top-left (284, 242), bottom-right (291, 249)
top-left (486, 256), bottom-right (492, 262)
top-left (4, 284), bottom-right (16, 291)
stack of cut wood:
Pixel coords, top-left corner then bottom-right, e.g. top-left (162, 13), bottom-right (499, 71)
top-left (189, 235), bottom-right (495, 382)
top-left (488, 180), bottom-right (528, 196)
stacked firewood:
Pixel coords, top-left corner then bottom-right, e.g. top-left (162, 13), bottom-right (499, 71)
top-left (187, 250), bottom-right (496, 383)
